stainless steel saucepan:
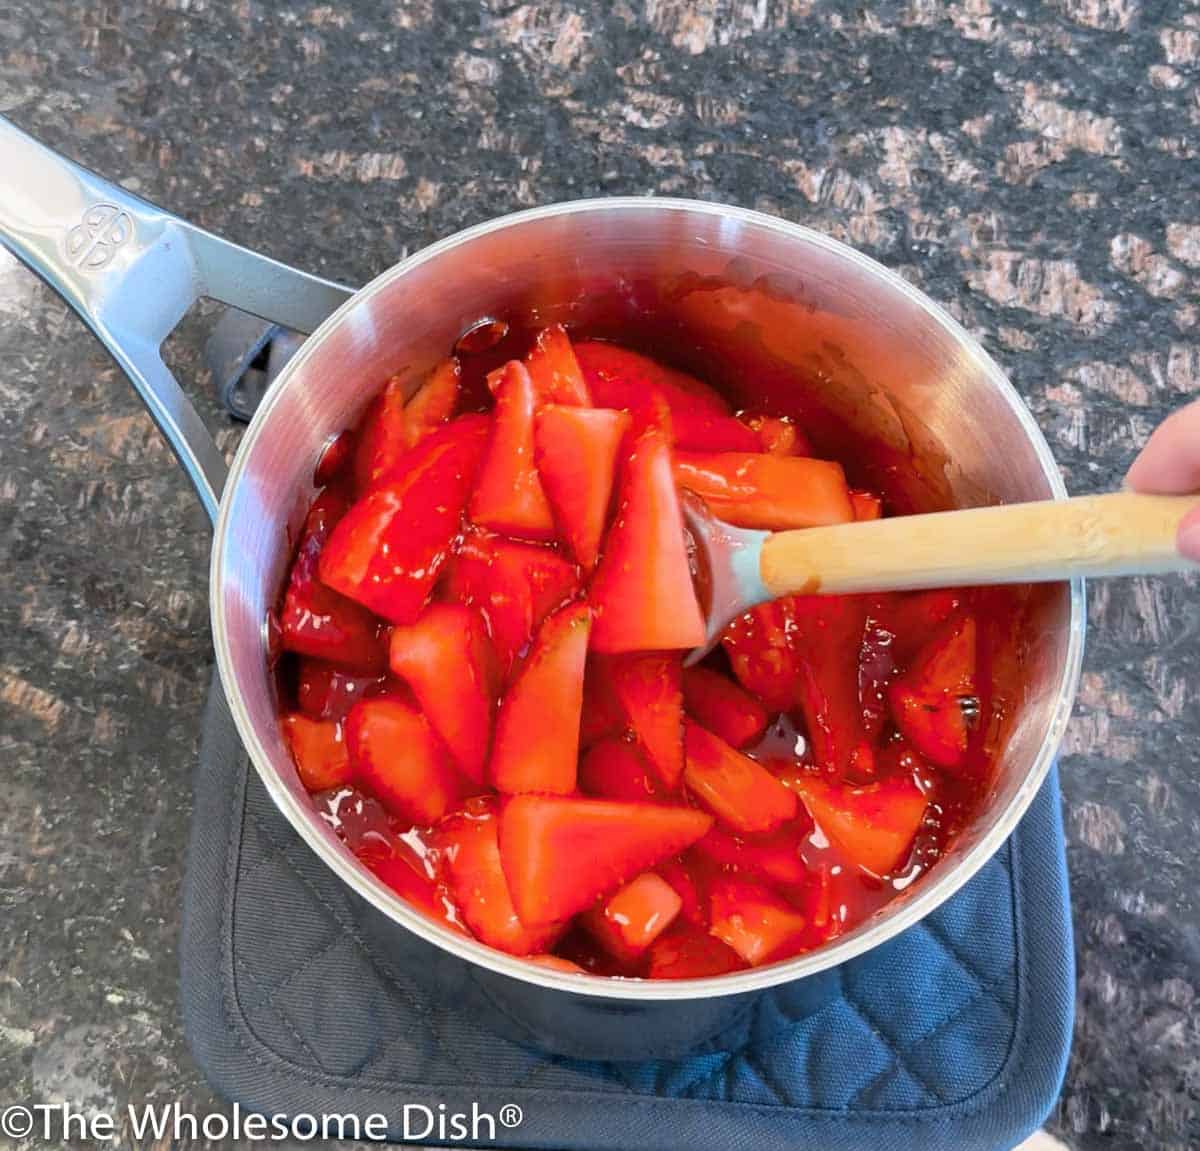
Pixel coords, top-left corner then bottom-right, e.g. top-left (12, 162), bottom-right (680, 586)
top-left (0, 117), bottom-right (1083, 1060)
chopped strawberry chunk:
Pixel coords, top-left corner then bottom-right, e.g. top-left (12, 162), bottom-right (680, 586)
top-left (346, 698), bottom-right (470, 825)
top-left (579, 655), bottom-right (628, 747)
top-left (673, 451), bottom-right (854, 530)
top-left (709, 878), bottom-right (811, 966)
top-left (525, 954), bottom-right (586, 974)
top-left (682, 666), bottom-right (768, 749)
top-left (578, 737), bottom-right (662, 803)
top-left (524, 324), bottom-right (591, 406)
top-left (646, 923), bottom-right (745, 979)
top-left (656, 857), bottom-right (705, 925)
top-left (490, 603), bottom-right (591, 795)
top-left (403, 357), bottom-right (461, 446)
top-left (389, 604), bottom-right (497, 784)
top-left (669, 409), bottom-right (760, 453)
top-left (437, 805), bottom-right (565, 955)
top-left (320, 415), bottom-right (490, 624)
top-left (740, 414), bottom-right (810, 457)
top-left (354, 375), bottom-right (409, 491)
top-left (721, 599), bottom-right (800, 715)
top-left (693, 824), bottom-right (810, 888)
top-left (279, 490), bottom-right (390, 673)
top-left (882, 590), bottom-right (965, 664)
top-left (683, 722), bottom-right (798, 834)
top-left (281, 713), bottom-right (353, 791)
top-left (589, 429), bottom-right (706, 652)
top-left (609, 652), bottom-right (685, 789)
top-left (889, 615), bottom-right (978, 771)
top-left (363, 838), bottom-right (464, 934)
top-left (575, 341), bottom-right (731, 417)
top-left (581, 872), bottom-right (683, 962)
top-left (498, 796), bottom-right (713, 924)
top-left (850, 489), bottom-right (883, 521)
top-left (442, 530), bottom-right (580, 678)
top-left (789, 774), bottom-right (927, 876)
top-left (534, 405), bottom-right (629, 570)
top-left (469, 361), bottom-right (556, 540)
top-left (295, 660), bottom-right (387, 720)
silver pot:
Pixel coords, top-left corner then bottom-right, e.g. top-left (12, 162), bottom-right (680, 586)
top-left (0, 117), bottom-right (1084, 1060)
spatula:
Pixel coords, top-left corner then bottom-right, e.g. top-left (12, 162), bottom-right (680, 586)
top-left (682, 490), bottom-right (1200, 663)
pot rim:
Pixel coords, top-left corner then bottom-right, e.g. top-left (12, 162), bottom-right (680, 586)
top-left (211, 196), bottom-right (1085, 1001)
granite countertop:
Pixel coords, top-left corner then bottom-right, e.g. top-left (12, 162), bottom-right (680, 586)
top-left (1, 3), bottom-right (1198, 1149)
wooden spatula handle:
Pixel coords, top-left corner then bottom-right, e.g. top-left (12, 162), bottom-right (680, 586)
top-left (759, 491), bottom-right (1200, 598)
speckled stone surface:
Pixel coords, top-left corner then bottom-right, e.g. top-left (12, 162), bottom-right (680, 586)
top-left (1, 3), bottom-right (1198, 1149)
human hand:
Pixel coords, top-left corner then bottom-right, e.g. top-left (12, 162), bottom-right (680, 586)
top-left (1125, 399), bottom-right (1200, 561)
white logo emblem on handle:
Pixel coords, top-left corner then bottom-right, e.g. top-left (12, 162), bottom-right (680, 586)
top-left (66, 203), bottom-right (132, 270)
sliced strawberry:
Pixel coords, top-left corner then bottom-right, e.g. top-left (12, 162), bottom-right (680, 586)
top-left (402, 356), bottom-right (461, 446)
top-left (673, 452), bottom-right (854, 530)
top-left (364, 838), bottom-right (464, 934)
top-left (682, 666), bottom-right (768, 749)
top-left (498, 795), bottom-right (713, 924)
top-left (683, 722), bottom-right (798, 834)
top-left (490, 603), bottom-right (591, 795)
top-left (534, 405), bottom-right (629, 570)
top-left (882, 589), bottom-right (965, 664)
top-left (850, 489), bottom-right (883, 521)
top-left (609, 652), bottom-right (685, 789)
top-left (790, 774), bottom-right (927, 876)
top-left (442, 530), bottom-right (580, 678)
top-left (579, 655), bottom-right (628, 747)
top-left (575, 341), bottom-right (731, 417)
top-left (346, 698), bottom-right (470, 825)
top-left (889, 615), bottom-right (978, 771)
top-left (279, 491), bottom-right (390, 673)
top-left (524, 324), bottom-right (591, 406)
top-left (437, 805), bottom-right (565, 955)
top-left (721, 599), bottom-right (800, 715)
top-left (709, 877), bottom-right (811, 966)
top-left (646, 923), bottom-right (745, 979)
top-left (789, 596), bottom-right (875, 778)
top-left (656, 857), bottom-right (705, 925)
top-left (525, 954), bottom-right (586, 974)
top-left (388, 603), bottom-right (497, 784)
top-left (693, 824), bottom-right (810, 888)
top-left (354, 375), bottom-right (409, 491)
top-left (589, 429), bottom-right (706, 652)
top-left (281, 713), bottom-right (353, 791)
top-left (320, 415), bottom-right (490, 624)
top-left (669, 409), bottom-right (760, 453)
top-left (581, 872), bottom-right (683, 962)
top-left (578, 737), bottom-right (662, 803)
top-left (469, 360), bottom-right (556, 540)
top-left (740, 414), bottom-right (810, 457)
top-left (295, 659), bottom-right (387, 720)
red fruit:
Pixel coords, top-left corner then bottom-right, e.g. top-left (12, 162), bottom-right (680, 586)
top-left (790, 774), bottom-right (927, 876)
top-left (709, 878), bottom-right (811, 966)
top-left (354, 375), bottom-right (409, 491)
top-left (656, 857), bottom-right (705, 925)
top-left (889, 616), bottom-right (978, 771)
top-left (578, 738), bottom-right (662, 803)
top-left (589, 429), bottom-right (706, 652)
top-left (789, 596), bottom-right (876, 778)
top-left (693, 824), bottom-right (810, 888)
top-left (295, 659), bottom-right (387, 720)
top-left (850, 489), bottom-right (883, 521)
top-left (884, 590), bottom-right (964, 664)
top-left (281, 713), bottom-right (353, 791)
top-left (320, 415), bottom-right (490, 624)
top-left (682, 666), bottom-right (768, 749)
top-left (721, 599), bottom-right (800, 715)
top-left (673, 452), bottom-right (854, 530)
top-left (443, 530), bottom-right (580, 678)
top-left (490, 603), bottom-right (591, 795)
top-left (608, 652), bottom-right (685, 789)
top-left (646, 923), bottom-right (745, 979)
top-left (669, 409), bottom-right (760, 453)
top-left (437, 806), bottom-right (565, 955)
top-left (581, 872), bottom-right (683, 962)
top-left (403, 357), bottom-right (461, 446)
top-left (498, 795), bottom-right (713, 924)
top-left (388, 604), bottom-right (497, 784)
top-left (526, 954), bottom-right (586, 974)
top-left (534, 405), bottom-right (629, 570)
top-left (346, 698), bottom-right (470, 825)
top-left (364, 839), bottom-right (464, 933)
top-left (741, 414), bottom-right (810, 457)
top-left (575, 341), bottom-right (731, 417)
top-left (469, 361), bottom-right (556, 540)
top-left (579, 655), bottom-right (628, 747)
top-left (524, 324), bottom-right (591, 406)
top-left (279, 491), bottom-right (390, 673)
top-left (683, 722), bottom-right (798, 834)
top-left (858, 618), bottom-right (897, 741)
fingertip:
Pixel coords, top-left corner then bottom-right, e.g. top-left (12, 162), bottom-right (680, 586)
top-left (1177, 506), bottom-right (1200, 563)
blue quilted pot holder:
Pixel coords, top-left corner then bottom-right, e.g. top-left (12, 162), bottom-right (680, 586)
top-left (182, 677), bottom-right (1074, 1150)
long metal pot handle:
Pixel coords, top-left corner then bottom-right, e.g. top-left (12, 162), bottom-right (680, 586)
top-left (0, 116), bottom-right (354, 524)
